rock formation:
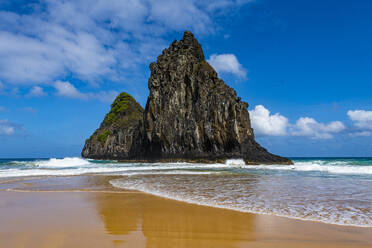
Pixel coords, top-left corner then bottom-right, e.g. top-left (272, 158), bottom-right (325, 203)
top-left (82, 31), bottom-right (292, 165)
top-left (82, 92), bottom-right (143, 159)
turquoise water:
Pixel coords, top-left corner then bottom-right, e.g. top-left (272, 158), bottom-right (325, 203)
top-left (0, 157), bottom-right (371, 227)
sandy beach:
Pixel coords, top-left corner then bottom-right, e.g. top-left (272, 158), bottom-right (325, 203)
top-left (0, 175), bottom-right (371, 248)
top-left (2, 1), bottom-right (372, 248)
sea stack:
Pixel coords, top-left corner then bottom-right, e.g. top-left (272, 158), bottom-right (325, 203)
top-left (82, 31), bottom-right (292, 165)
top-left (82, 92), bottom-right (143, 159)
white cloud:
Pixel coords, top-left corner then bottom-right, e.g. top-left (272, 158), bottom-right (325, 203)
top-left (347, 110), bottom-right (372, 130)
top-left (54, 80), bottom-right (118, 102)
top-left (0, 106), bottom-right (5, 112)
top-left (26, 86), bottom-right (47, 97)
top-left (0, 0), bottom-right (252, 86)
top-left (0, 121), bottom-right (14, 135)
top-left (54, 80), bottom-right (87, 99)
top-left (207, 54), bottom-right (247, 78)
top-left (291, 117), bottom-right (345, 139)
top-left (249, 105), bottom-right (345, 139)
top-left (249, 105), bottom-right (288, 136)
top-left (0, 27), bottom-right (116, 85)
top-left (0, 119), bottom-right (24, 136)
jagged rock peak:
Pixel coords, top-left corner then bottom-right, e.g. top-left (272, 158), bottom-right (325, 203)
top-left (179, 30), bottom-right (204, 60)
top-left (160, 31), bottom-right (205, 62)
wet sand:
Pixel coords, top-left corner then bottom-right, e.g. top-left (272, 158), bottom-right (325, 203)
top-left (1, 175), bottom-right (372, 248)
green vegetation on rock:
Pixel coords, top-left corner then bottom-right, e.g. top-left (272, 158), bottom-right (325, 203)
top-left (97, 130), bottom-right (112, 145)
top-left (115, 112), bottom-right (142, 128)
top-left (104, 92), bottom-right (136, 125)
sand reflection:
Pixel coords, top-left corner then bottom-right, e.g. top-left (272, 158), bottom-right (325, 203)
top-left (92, 182), bottom-right (257, 248)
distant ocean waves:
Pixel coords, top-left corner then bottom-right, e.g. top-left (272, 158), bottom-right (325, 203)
top-left (238, 158), bottom-right (372, 175)
top-left (1, 157), bottom-right (372, 227)
top-left (1, 157), bottom-right (372, 177)
top-left (0, 157), bottom-right (231, 178)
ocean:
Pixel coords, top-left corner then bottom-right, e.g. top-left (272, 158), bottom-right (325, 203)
top-left (0, 157), bottom-right (371, 227)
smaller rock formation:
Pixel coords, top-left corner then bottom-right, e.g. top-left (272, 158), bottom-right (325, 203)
top-left (82, 92), bottom-right (143, 159)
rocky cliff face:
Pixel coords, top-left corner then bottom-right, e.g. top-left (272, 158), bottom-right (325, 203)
top-left (82, 31), bottom-right (292, 165)
top-left (82, 92), bottom-right (143, 159)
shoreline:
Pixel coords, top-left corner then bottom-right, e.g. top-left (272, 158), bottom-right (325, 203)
top-left (109, 185), bottom-right (372, 229)
top-left (7, 185), bottom-right (372, 229)
top-left (1, 175), bottom-right (372, 248)
top-left (2, 174), bottom-right (372, 228)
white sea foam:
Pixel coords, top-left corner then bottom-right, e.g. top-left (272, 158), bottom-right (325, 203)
top-left (0, 158), bottom-right (227, 178)
top-left (110, 174), bottom-right (372, 227)
top-left (225, 159), bottom-right (245, 166)
top-left (1, 157), bottom-right (372, 177)
top-left (35, 157), bottom-right (92, 168)
top-left (242, 162), bottom-right (372, 175)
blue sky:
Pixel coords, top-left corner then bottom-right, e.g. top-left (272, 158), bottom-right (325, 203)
top-left (0, 0), bottom-right (371, 158)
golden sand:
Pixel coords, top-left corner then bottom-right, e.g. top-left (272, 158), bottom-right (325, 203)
top-left (0, 176), bottom-right (371, 248)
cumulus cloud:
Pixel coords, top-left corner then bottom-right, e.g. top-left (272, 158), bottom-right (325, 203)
top-left (54, 80), bottom-right (87, 99)
top-left (0, 119), bottom-right (24, 136)
top-left (249, 105), bottom-right (346, 139)
top-left (0, 120), bottom-right (14, 135)
top-left (249, 105), bottom-right (288, 136)
top-left (0, 0), bottom-right (252, 87)
top-left (207, 54), bottom-right (247, 78)
top-left (54, 80), bottom-right (118, 102)
top-left (347, 110), bottom-right (372, 130)
top-left (347, 109), bottom-right (372, 136)
top-left (26, 86), bottom-right (47, 97)
top-left (291, 117), bottom-right (345, 139)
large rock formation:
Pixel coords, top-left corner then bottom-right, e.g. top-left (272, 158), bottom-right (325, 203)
top-left (82, 31), bottom-right (292, 165)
